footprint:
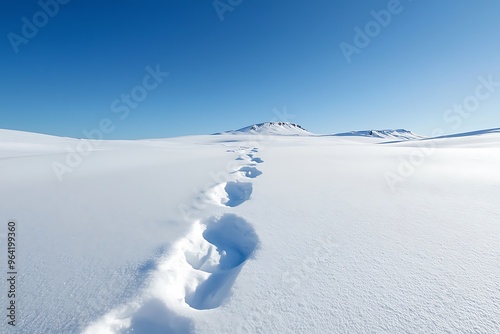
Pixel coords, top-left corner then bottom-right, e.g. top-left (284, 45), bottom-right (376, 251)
top-left (224, 182), bottom-right (253, 207)
top-left (83, 213), bottom-right (259, 333)
top-left (184, 214), bottom-right (259, 310)
top-left (251, 148), bottom-right (259, 153)
top-left (202, 214), bottom-right (258, 271)
top-left (251, 157), bottom-right (264, 164)
top-left (206, 181), bottom-right (253, 207)
top-left (237, 166), bottom-right (262, 179)
top-left (242, 153), bottom-right (264, 164)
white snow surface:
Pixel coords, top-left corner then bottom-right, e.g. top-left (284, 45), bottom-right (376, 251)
top-left (0, 127), bottom-right (499, 334)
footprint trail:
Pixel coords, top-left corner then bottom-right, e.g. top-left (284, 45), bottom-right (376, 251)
top-left (83, 146), bottom-right (265, 333)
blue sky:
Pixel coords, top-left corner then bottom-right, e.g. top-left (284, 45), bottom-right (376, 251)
top-left (1, 0), bottom-right (499, 139)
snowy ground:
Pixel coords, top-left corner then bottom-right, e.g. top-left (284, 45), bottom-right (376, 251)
top-left (0, 126), bottom-right (499, 333)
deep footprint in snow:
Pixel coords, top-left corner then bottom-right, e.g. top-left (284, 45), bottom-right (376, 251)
top-left (82, 215), bottom-right (259, 333)
top-left (202, 214), bottom-right (258, 270)
top-left (238, 166), bottom-right (262, 179)
top-left (251, 157), bottom-right (264, 163)
top-left (184, 214), bottom-right (259, 310)
top-left (206, 181), bottom-right (253, 207)
top-left (246, 153), bottom-right (264, 163)
top-left (224, 182), bottom-right (253, 207)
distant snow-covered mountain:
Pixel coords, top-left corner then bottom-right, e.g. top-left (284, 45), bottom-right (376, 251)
top-left (333, 129), bottom-right (425, 141)
top-left (214, 124), bottom-right (425, 140)
top-left (215, 122), bottom-right (313, 136)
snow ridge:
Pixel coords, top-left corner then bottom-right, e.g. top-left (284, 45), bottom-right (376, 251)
top-left (428, 127), bottom-right (500, 139)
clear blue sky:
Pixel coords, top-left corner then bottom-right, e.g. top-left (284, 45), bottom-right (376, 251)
top-left (1, 0), bottom-right (499, 139)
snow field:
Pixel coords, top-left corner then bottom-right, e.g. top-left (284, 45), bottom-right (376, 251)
top-left (1, 126), bottom-right (499, 333)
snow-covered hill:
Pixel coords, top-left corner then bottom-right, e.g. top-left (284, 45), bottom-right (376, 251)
top-left (387, 127), bottom-right (500, 148)
top-left (216, 122), bottom-right (313, 136)
top-left (1, 127), bottom-right (499, 333)
top-left (333, 129), bottom-right (425, 140)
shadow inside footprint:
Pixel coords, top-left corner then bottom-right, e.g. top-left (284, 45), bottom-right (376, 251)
top-left (224, 182), bottom-right (253, 207)
top-left (184, 269), bottom-right (241, 311)
top-left (185, 214), bottom-right (259, 310)
top-left (203, 214), bottom-right (258, 270)
top-left (251, 157), bottom-right (264, 163)
top-left (238, 166), bottom-right (262, 179)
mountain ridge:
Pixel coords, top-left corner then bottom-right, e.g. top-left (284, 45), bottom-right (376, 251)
top-left (214, 122), bottom-right (312, 136)
top-left (333, 129), bottom-right (425, 140)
